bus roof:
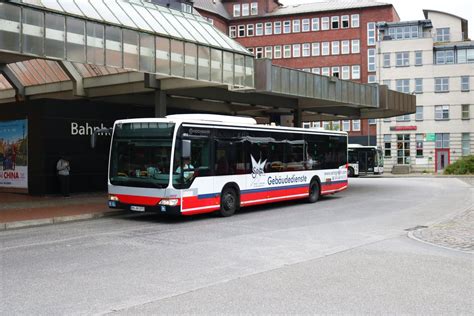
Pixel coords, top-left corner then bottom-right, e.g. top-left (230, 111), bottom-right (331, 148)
top-left (114, 115), bottom-right (348, 136)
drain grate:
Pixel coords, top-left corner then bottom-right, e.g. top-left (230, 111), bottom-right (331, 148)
top-left (405, 225), bottom-right (428, 231)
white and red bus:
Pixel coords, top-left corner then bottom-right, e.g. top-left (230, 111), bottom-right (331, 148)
top-left (99, 114), bottom-right (348, 217)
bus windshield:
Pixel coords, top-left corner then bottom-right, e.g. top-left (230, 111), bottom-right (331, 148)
top-left (109, 122), bottom-right (174, 188)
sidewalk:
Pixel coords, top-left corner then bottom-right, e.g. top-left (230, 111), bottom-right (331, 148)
top-left (0, 192), bottom-right (123, 230)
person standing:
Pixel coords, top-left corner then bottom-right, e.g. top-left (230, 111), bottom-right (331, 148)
top-left (56, 156), bottom-right (70, 197)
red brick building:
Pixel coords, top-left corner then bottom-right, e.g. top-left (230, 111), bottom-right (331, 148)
top-left (194, 0), bottom-right (400, 145)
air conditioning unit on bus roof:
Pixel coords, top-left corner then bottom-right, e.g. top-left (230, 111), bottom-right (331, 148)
top-left (166, 114), bottom-right (257, 125)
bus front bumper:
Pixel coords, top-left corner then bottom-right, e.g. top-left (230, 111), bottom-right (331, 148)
top-left (107, 200), bottom-right (182, 215)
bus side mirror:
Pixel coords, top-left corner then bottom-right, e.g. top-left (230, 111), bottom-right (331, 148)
top-left (91, 128), bottom-right (112, 149)
top-left (182, 139), bottom-right (191, 158)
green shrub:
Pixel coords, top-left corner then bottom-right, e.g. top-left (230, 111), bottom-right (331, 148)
top-left (444, 155), bottom-right (474, 175)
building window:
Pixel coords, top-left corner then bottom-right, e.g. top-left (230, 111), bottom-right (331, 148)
top-left (351, 14), bottom-right (359, 28)
top-left (415, 78), bottom-right (423, 94)
top-left (341, 40), bottom-right (349, 54)
top-left (435, 50), bottom-right (454, 64)
top-left (321, 17), bottom-right (329, 30)
top-left (462, 133), bottom-right (471, 156)
top-left (283, 21), bottom-right (291, 34)
top-left (265, 22), bottom-right (272, 35)
top-left (331, 16), bottom-right (339, 29)
top-left (461, 76), bottom-right (470, 91)
top-left (435, 105), bottom-right (450, 120)
top-left (383, 53), bottom-right (390, 67)
top-left (462, 104), bottom-right (470, 119)
top-left (352, 120), bottom-right (361, 131)
top-left (368, 75), bottom-right (376, 83)
top-left (341, 15), bottom-right (349, 28)
top-left (397, 134), bottom-right (410, 165)
top-left (368, 48), bottom-right (376, 72)
top-left (396, 114), bottom-right (410, 122)
top-left (251, 2), bottom-right (258, 15)
top-left (416, 134), bottom-right (424, 157)
top-left (311, 68), bottom-right (320, 74)
top-left (435, 77), bottom-right (449, 92)
top-left (415, 51), bottom-right (422, 66)
top-left (283, 45), bottom-right (291, 58)
top-left (247, 24), bottom-right (254, 37)
top-left (293, 20), bottom-right (300, 33)
top-left (384, 134), bottom-right (391, 157)
top-left (332, 66), bottom-right (340, 78)
top-left (342, 120), bottom-right (350, 131)
top-left (322, 42), bottom-right (329, 56)
top-left (255, 47), bottom-right (263, 59)
top-left (292, 44), bottom-right (301, 57)
top-left (247, 48), bottom-right (254, 54)
top-left (274, 21), bottom-right (281, 34)
top-left (368, 119), bottom-right (376, 125)
top-left (302, 19), bottom-right (310, 32)
top-left (332, 41), bottom-right (340, 55)
top-left (435, 133), bottom-right (450, 148)
top-left (302, 43), bottom-right (310, 57)
top-left (457, 49), bottom-right (474, 63)
top-left (436, 28), bottom-right (450, 42)
top-left (181, 3), bottom-right (193, 13)
top-left (312, 18), bottom-right (319, 31)
top-left (351, 39), bottom-right (360, 54)
top-left (367, 22), bottom-right (376, 45)
top-left (352, 65), bottom-right (360, 79)
top-left (312, 42), bottom-right (320, 56)
top-left (322, 67), bottom-right (330, 76)
top-left (396, 52), bottom-right (409, 67)
top-left (415, 106), bottom-right (423, 121)
top-left (229, 26), bottom-right (236, 38)
top-left (341, 66), bottom-right (350, 80)
top-left (396, 79), bottom-right (410, 93)
top-left (238, 25), bottom-right (245, 37)
top-left (265, 46), bottom-right (272, 59)
top-left (274, 45), bottom-right (281, 59)
top-left (256, 23), bottom-right (263, 36)
top-left (242, 3), bottom-right (249, 16)
top-left (233, 4), bottom-right (240, 17)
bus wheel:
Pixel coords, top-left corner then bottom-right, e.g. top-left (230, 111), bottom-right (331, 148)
top-left (308, 180), bottom-right (320, 203)
top-left (348, 167), bottom-right (354, 177)
top-left (219, 187), bottom-right (238, 217)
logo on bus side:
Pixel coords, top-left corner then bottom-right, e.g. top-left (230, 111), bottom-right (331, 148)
top-left (251, 155), bottom-right (266, 179)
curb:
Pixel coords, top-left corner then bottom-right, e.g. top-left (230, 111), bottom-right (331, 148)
top-left (0, 210), bottom-right (125, 231)
top-left (407, 231), bottom-right (473, 254)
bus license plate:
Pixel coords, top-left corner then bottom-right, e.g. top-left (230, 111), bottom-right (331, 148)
top-left (130, 205), bottom-right (145, 212)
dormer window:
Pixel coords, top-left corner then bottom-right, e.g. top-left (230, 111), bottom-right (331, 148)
top-left (233, 4), bottom-right (240, 17)
top-left (242, 3), bottom-right (249, 16)
top-left (181, 2), bottom-right (193, 14)
top-left (436, 28), bottom-right (450, 42)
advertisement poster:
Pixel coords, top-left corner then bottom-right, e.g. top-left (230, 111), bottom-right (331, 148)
top-left (0, 119), bottom-right (28, 188)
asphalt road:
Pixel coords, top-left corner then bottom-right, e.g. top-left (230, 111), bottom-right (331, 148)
top-left (1, 177), bottom-right (473, 315)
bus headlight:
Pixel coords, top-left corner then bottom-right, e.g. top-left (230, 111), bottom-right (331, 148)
top-left (109, 195), bottom-right (120, 202)
top-left (159, 199), bottom-right (179, 207)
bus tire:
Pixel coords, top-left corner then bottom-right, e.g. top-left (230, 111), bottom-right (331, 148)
top-left (308, 179), bottom-right (320, 203)
top-left (348, 167), bottom-right (354, 177)
top-left (219, 186), bottom-right (238, 217)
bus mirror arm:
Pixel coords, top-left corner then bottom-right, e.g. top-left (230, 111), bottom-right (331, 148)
top-left (91, 128), bottom-right (112, 149)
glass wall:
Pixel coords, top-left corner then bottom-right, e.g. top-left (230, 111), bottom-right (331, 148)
top-left (0, 2), bottom-right (254, 89)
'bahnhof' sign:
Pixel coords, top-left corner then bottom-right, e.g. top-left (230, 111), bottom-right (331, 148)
top-left (0, 0), bottom-right (415, 194)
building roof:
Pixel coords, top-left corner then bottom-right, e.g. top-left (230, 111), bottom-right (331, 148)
top-left (266, 0), bottom-right (392, 17)
top-left (193, 0), bottom-right (231, 19)
top-left (194, 0), bottom-right (395, 20)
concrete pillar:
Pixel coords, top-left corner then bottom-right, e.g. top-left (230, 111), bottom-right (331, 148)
top-left (154, 89), bottom-right (167, 118)
top-left (293, 108), bottom-right (302, 127)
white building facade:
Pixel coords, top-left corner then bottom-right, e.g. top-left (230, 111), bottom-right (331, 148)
top-left (376, 10), bottom-right (473, 173)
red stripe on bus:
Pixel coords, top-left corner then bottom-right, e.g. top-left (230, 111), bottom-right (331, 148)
top-left (182, 196), bottom-right (220, 210)
top-left (240, 186), bottom-right (309, 203)
top-left (114, 194), bottom-right (163, 206)
top-left (321, 181), bottom-right (348, 194)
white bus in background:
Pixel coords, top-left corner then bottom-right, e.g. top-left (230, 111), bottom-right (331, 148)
top-left (93, 114), bottom-right (348, 217)
top-left (347, 144), bottom-right (384, 177)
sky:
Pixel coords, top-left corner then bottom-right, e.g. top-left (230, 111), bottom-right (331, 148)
top-left (282, 0), bottom-right (473, 38)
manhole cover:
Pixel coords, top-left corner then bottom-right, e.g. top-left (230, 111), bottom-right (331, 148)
top-left (405, 225), bottom-right (428, 231)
